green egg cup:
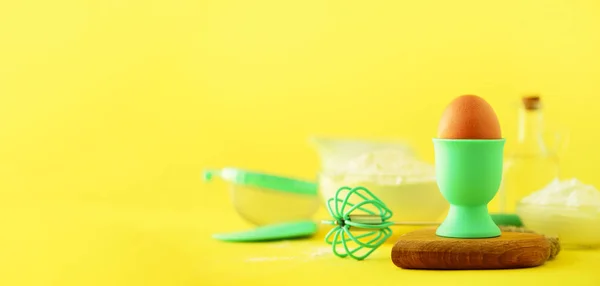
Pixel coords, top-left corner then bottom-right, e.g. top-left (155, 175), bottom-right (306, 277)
top-left (433, 139), bottom-right (505, 238)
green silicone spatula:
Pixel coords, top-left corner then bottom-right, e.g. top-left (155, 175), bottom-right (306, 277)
top-left (212, 220), bottom-right (318, 242)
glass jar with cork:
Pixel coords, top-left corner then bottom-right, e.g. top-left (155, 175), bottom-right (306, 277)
top-left (495, 95), bottom-right (561, 213)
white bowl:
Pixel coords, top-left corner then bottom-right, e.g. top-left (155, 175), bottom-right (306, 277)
top-left (318, 172), bottom-right (448, 222)
top-left (516, 202), bottom-right (600, 249)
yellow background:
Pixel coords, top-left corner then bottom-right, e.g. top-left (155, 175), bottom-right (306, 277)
top-left (1, 0), bottom-right (599, 285)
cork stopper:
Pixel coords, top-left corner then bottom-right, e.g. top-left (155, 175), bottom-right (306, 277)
top-left (522, 95), bottom-right (541, 110)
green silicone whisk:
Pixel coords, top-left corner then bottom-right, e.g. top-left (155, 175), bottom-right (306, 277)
top-left (321, 186), bottom-right (523, 261)
top-left (321, 186), bottom-right (439, 261)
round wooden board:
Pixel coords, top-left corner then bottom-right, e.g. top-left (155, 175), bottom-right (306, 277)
top-left (391, 228), bottom-right (551, 270)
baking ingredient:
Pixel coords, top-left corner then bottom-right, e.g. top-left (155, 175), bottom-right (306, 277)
top-left (520, 178), bottom-right (600, 207)
top-left (245, 256), bottom-right (296, 262)
top-left (437, 94), bottom-right (502, 139)
top-left (318, 148), bottom-right (447, 222)
top-left (309, 137), bottom-right (417, 172)
top-left (516, 178), bottom-right (600, 248)
top-left (245, 242), bottom-right (338, 263)
top-left (493, 95), bottom-right (560, 213)
top-left (333, 148), bottom-right (435, 184)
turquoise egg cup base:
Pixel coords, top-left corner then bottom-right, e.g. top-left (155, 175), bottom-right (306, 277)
top-left (436, 205), bottom-right (501, 238)
top-left (432, 138), bottom-right (506, 239)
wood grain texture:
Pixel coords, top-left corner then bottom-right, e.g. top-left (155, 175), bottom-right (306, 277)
top-left (391, 228), bottom-right (551, 270)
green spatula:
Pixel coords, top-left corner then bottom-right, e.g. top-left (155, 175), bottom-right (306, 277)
top-left (212, 220), bottom-right (318, 242)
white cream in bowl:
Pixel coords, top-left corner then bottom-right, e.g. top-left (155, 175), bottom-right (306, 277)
top-left (517, 178), bottom-right (600, 249)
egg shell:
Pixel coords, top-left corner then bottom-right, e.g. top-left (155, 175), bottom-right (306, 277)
top-left (437, 95), bottom-right (501, 139)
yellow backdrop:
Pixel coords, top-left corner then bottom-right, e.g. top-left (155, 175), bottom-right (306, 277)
top-left (1, 0), bottom-right (599, 285)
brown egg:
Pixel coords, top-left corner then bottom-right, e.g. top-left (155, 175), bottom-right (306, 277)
top-left (437, 95), bottom-right (501, 139)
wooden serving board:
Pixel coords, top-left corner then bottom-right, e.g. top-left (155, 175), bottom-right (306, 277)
top-left (391, 228), bottom-right (551, 270)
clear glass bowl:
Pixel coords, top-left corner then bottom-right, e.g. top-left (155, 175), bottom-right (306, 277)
top-left (228, 183), bottom-right (320, 226)
top-left (204, 168), bottom-right (321, 226)
top-left (318, 172), bottom-right (448, 223)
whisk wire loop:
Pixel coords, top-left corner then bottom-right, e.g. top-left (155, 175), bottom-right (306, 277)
top-left (323, 186), bottom-right (394, 260)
